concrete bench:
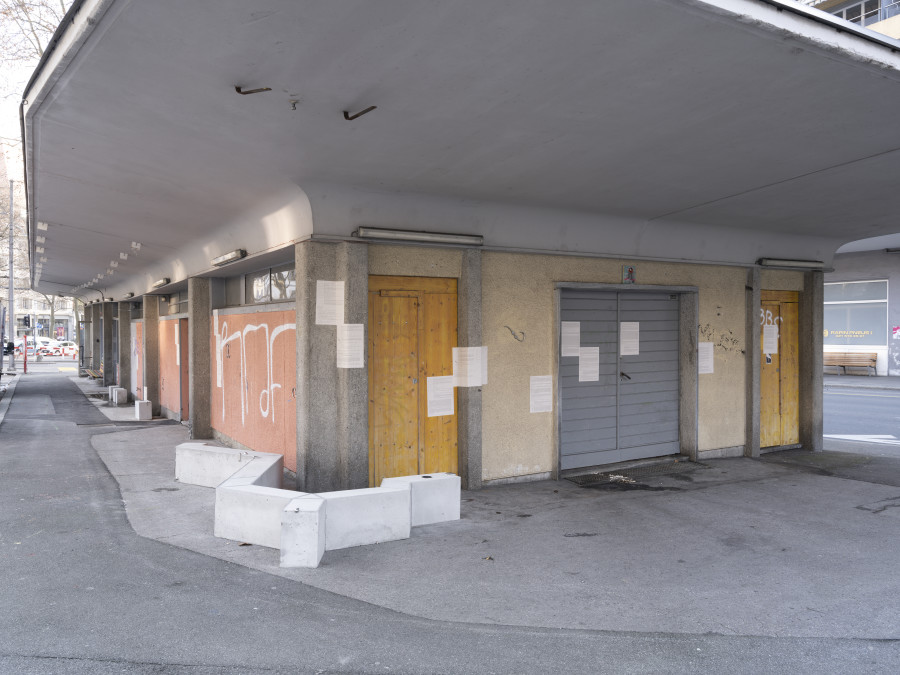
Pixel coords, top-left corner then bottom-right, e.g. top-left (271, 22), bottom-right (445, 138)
top-left (109, 387), bottom-right (128, 407)
top-left (824, 352), bottom-right (877, 375)
top-left (135, 400), bottom-right (152, 420)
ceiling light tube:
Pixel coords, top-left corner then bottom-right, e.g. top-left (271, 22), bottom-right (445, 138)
top-left (151, 278), bottom-right (170, 289)
top-left (757, 258), bottom-right (825, 269)
top-left (211, 248), bottom-right (247, 267)
top-left (124, 292), bottom-right (134, 299)
top-left (353, 226), bottom-right (483, 246)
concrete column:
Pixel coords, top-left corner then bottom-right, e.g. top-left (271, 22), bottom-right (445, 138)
top-left (457, 249), bottom-right (483, 490)
top-left (678, 291), bottom-right (699, 461)
top-left (81, 308), bottom-right (91, 371)
top-left (188, 277), bottom-right (212, 439)
top-left (744, 268), bottom-right (761, 458)
top-left (101, 301), bottom-right (115, 386)
top-left (143, 296), bottom-right (161, 416)
top-left (90, 303), bottom-right (101, 374)
top-left (117, 301), bottom-right (131, 397)
top-left (799, 270), bottom-right (824, 452)
top-left (296, 240), bottom-right (369, 492)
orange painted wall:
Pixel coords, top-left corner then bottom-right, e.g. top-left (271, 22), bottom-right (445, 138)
top-left (159, 318), bottom-right (188, 420)
top-left (211, 310), bottom-right (297, 471)
top-left (133, 322), bottom-right (144, 400)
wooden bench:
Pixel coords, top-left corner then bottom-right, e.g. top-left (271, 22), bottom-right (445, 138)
top-left (82, 367), bottom-right (103, 380)
top-left (824, 352), bottom-right (877, 376)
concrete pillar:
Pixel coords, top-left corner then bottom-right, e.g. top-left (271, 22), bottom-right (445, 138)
top-left (744, 268), bottom-right (761, 458)
top-left (296, 240), bottom-right (368, 492)
top-left (117, 301), bottom-right (131, 397)
top-left (457, 249), bottom-right (483, 490)
top-left (800, 270), bottom-right (824, 452)
top-left (101, 301), bottom-right (115, 386)
top-left (81, 308), bottom-right (91, 371)
top-left (188, 277), bottom-right (212, 439)
top-left (678, 291), bottom-right (699, 461)
top-left (143, 296), bottom-right (161, 416)
top-left (90, 303), bottom-right (101, 374)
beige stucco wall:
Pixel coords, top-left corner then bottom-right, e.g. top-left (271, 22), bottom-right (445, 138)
top-left (760, 269), bottom-right (804, 291)
top-left (368, 244), bottom-right (462, 278)
top-left (481, 252), bottom-right (748, 482)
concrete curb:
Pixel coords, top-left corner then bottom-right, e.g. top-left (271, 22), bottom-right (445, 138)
top-left (0, 373), bottom-right (21, 426)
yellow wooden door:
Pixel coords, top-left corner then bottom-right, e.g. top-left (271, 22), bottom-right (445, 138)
top-left (368, 276), bottom-right (458, 486)
top-left (760, 291), bottom-right (799, 448)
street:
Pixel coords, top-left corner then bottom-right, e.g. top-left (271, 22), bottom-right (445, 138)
top-left (824, 383), bottom-right (900, 452)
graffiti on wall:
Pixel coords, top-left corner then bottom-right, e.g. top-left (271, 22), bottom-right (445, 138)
top-left (211, 310), bottom-right (297, 470)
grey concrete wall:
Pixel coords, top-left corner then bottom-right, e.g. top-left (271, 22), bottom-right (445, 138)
top-left (91, 303), bottom-right (101, 373)
top-left (678, 292), bottom-right (699, 461)
top-left (745, 268), bottom-right (761, 457)
top-left (828, 250), bottom-right (900, 375)
top-left (117, 301), bottom-right (131, 398)
top-left (188, 277), bottom-right (212, 439)
top-left (143, 297), bottom-right (161, 416)
top-left (800, 271), bottom-right (824, 452)
top-left (457, 249), bottom-right (483, 490)
top-left (102, 302), bottom-right (115, 386)
top-left (295, 240), bottom-right (369, 492)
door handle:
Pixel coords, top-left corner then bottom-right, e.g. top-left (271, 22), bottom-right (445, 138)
top-left (619, 372), bottom-right (631, 381)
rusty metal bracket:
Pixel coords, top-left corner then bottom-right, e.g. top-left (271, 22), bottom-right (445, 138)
top-left (343, 106), bottom-right (377, 121)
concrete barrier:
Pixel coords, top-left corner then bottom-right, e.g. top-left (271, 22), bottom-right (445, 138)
top-left (381, 473), bottom-right (461, 526)
top-left (110, 387), bottom-right (128, 407)
top-left (317, 487), bottom-right (411, 550)
top-left (174, 443), bottom-right (460, 568)
top-left (281, 495), bottom-right (326, 568)
top-left (175, 443), bottom-right (281, 489)
top-left (135, 400), bottom-right (152, 420)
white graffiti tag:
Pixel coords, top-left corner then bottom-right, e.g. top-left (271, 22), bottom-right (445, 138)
top-left (214, 312), bottom-right (296, 425)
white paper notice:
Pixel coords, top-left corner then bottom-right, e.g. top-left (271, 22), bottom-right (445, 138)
top-left (427, 376), bottom-right (455, 417)
top-left (698, 342), bottom-right (714, 374)
top-left (620, 322), bottom-right (640, 356)
top-left (530, 375), bottom-right (553, 413)
top-left (453, 346), bottom-right (486, 387)
top-left (561, 321), bottom-right (580, 357)
top-left (578, 347), bottom-right (600, 382)
top-left (336, 324), bottom-right (364, 368)
top-left (763, 324), bottom-right (778, 354)
top-left (315, 280), bottom-right (345, 325)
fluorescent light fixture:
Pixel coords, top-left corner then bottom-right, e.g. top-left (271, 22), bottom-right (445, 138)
top-left (211, 248), bottom-right (247, 267)
top-left (757, 258), bottom-right (825, 269)
top-left (120, 252), bottom-right (128, 260)
top-left (37, 222), bottom-right (48, 231)
top-left (151, 277), bottom-right (170, 289)
top-left (36, 236), bottom-right (45, 243)
top-left (36, 246), bottom-right (44, 253)
top-left (885, 248), bottom-right (900, 253)
top-left (353, 226), bottom-right (483, 246)
top-left (124, 292), bottom-right (134, 299)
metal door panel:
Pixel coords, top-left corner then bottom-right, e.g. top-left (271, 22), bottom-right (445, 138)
top-left (559, 289), bottom-right (680, 470)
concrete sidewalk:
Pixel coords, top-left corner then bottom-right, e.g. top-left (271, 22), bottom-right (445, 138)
top-left (74, 379), bottom-right (900, 642)
top-left (824, 373), bottom-right (900, 390)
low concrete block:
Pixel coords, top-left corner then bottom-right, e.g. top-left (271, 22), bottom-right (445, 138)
top-left (135, 400), bottom-right (152, 420)
top-left (214, 483), bottom-right (302, 548)
top-left (110, 387), bottom-right (128, 407)
top-left (175, 443), bottom-right (282, 489)
top-left (317, 486), bottom-right (411, 550)
top-left (381, 473), bottom-right (461, 526)
top-left (281, 495), bottom-right (326, 568)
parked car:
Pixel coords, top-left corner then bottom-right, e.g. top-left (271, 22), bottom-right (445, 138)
top-left (57, 341), bottom-right (79, 356)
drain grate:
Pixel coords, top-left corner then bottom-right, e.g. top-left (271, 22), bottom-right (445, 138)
top-left (566, 460), bottom-right (705, 487)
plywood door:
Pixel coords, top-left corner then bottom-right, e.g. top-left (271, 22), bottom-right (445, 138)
top-left (760, 291), bottom-right (799, 448)
top-left (368, 276), bottom-right (458, 487)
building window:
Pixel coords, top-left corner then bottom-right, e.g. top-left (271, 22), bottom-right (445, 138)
top-left (245, 264), bottom-right (295, 304)
top-left (824, 280), bottom-right (888, 346)
top-left (831, 0), bottom-right (883, 26)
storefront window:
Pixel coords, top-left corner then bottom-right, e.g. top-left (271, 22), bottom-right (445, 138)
top-left (824, 280), bottom-right (887, 346)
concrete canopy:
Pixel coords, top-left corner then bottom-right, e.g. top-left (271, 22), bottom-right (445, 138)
top-left (22, 0), bottom-right (900, 298)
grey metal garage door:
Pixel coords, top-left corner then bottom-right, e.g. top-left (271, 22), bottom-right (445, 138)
top-left (559, 289), bottom-right (680, 470)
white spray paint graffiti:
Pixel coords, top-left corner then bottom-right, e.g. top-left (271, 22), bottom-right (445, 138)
top-left (214, 312), bottom-right (296, 426)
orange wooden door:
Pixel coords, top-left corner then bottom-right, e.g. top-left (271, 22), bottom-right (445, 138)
top-left (760, 291), bottom-right (799, 448)
top-left (368, 276), bottom-right (458, 486)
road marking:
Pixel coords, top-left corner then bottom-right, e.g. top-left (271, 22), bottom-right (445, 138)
top-left (824, 391), bottom-right (900, 399)
top-left (825, 434), bottom-right (900, 446)
top-left (57, 367), bottom-right (77, 372)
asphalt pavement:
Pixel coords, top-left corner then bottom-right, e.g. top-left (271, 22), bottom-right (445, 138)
top-left (0, 370), bottom-right (898, 673)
